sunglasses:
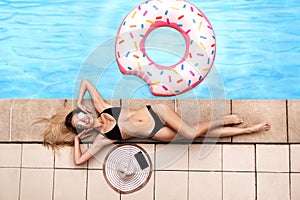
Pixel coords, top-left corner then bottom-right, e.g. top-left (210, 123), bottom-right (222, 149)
top-left (77, 112), bottom-right (86, 131)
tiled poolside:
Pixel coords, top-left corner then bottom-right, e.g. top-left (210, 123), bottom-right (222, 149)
top-left (0, 99), bottom-right (299, 200)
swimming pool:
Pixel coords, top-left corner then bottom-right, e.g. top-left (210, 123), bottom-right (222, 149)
top-left (0, 0), bottom-right (299, 99)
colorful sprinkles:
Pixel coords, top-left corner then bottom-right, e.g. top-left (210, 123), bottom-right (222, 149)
top-left (162, 85), bottom-right (168, 91)
top-left (178, 15), bottom-right (184, 20)
top-left (115, 0), bottom-right (216, 96)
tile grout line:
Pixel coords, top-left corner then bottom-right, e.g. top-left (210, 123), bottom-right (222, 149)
top-left (187, 145), bottom-right (190, 200)
top-left (154, 169), bottom-right (260, 173)
top-left (230, 100), bottom-right (233, 114)
top-left (18, 144), bottom-right (23, 200)
top-left (173, 98), bottom-right (176, 112)
top-left (86, 144), bottom-right (91, 200)
top-left (230, 100), bottom-right (233, 143)
top-left (286, 100), bottom-right (289, 143)
top-left (85, 162), bottom-right (89, 200)
top-left (221, 144), bottom-right (223, 200)
top-left (1, 141), bottom-right (300, 145)
top-left (289, 144), bottom-right (291, 200)
top-left (9, 101), bottom-right (12, 142)
top-left (153, 144), bottom-right (157, 200)
top-left (52, 150), bottom-right (56, 200)
top-left (51, 169), bottom-right (55, 200)
top-left (254, 144), bottom-right (258, 200)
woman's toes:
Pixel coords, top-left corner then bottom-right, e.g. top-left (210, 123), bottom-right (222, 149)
top-left (250, 122), bottom-right (271, 133)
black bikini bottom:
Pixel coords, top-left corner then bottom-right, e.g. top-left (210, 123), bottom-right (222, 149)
top-left (146, 105), bottom-right (165, 138)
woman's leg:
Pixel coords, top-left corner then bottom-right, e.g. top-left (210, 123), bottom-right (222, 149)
top-left (152, 123), bottom-right (271, 142)
top-left (152, 127), bottom-right (183, 142)
top-left (205, 123), bottom-right (271, 137)
top-left (152, 125), bottom-right (244, 142)
top-left (151, 104), bottom-right (267, 139)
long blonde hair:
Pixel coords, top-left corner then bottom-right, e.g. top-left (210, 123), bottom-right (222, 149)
top-left (36, 106), bottom-right (76, 150)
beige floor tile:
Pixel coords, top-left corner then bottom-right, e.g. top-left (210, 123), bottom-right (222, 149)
top-left (0, 144), bottom-right (22, 167)
top-left (291, 145), bottom-right (300, 172)
top-left (176, 99), bottom-right (231, 124)
top-left (257, 173), bottom-right (290, 200)
top-left (223, 145), bottom-right (255, 172)
top-left (155, 171), bottom-right (188, 200)
top-left (189, 172), bottom-right (222, 200)
top-left (176, 99), bottom-right (205, 125)
top-left (121, 170), bottom-right (154, 200)
top-left (54, 169), bottom-right (87, 200)
top-left (87, 170), bottom-right (119, 200)
top-left (256, 145), bottom-right (289, 172)
top-left (291, 173), bottom-right (300, 200)
top-left (0, 168), bottom-right (20, 200)
top-left (232, 100), bottom-right (287, 143)
top-left (223, 172), bottom-right (255, 200)
top-left (55, 145), bottom-right (88, 169)
top-left (111, 98), bottom-right (122, 107)
top-left (20, 169), bottom-right (53, 200)
top-left (11, 99), bottom-right (70, 142)
top-left (288, 100), bottom-right (300, 143)
top-left (177, 99), bottom-right (231, 143)
top-left (0, 99), bottom-right (10, 141)
top-left (22, 144), bottom-right (54, 168)
top-left (189, 144), bottom-right (222, 171)
top-left (156, 144), bottom-right (188, 170)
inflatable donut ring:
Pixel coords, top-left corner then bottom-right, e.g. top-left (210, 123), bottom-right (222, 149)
top-left (115, 0), bottom-right (216, 96)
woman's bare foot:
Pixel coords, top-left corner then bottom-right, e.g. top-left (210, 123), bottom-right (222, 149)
top-left (248, 122), bottom-right (271, 133)
top-left (224, 115), bottom-right (243, 125)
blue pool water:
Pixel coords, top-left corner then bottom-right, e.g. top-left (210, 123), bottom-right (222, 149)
top-left (0, 0), bottom-right (299, 99)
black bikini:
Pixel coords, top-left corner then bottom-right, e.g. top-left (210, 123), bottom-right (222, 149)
top-left (99, 105), bottom-right (164, 140)
top-left (98, 107), bottom-right (122, 140)
top-left (146, 105), bottom-right (165, 138)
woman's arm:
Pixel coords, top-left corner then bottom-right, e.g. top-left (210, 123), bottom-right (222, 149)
top-left (74, 133), bottom-right (115, 165)
top-left (77, 79), bottom-right (110, 113)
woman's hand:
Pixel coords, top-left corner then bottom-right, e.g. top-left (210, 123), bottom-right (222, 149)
top-left (74, 128), bottom-right (93, 141)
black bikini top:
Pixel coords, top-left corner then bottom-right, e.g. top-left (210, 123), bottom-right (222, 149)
top-left (98, 107), bottom-right (123, 140)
